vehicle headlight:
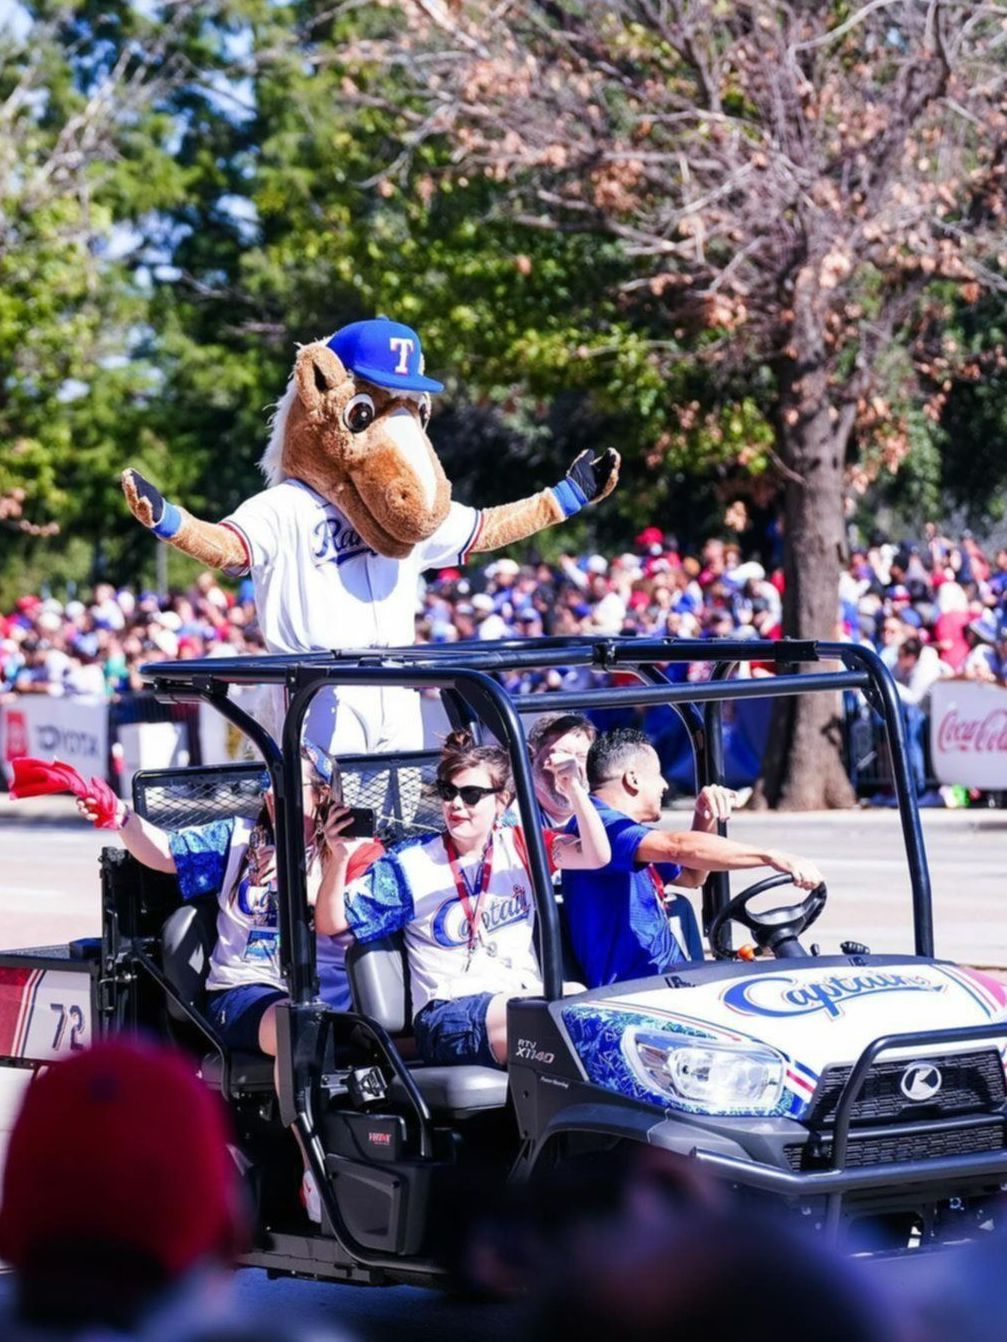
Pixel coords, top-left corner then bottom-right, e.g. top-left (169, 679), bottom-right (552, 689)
top-left (627, 1030), bottom-right (785, 1115)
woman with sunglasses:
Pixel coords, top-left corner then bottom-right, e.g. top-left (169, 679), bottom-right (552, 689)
top-left (316, 729), bottom-right (610, 1067)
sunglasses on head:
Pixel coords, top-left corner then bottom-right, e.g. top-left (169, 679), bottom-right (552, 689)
top-left (435, 780), bottom-right (500, 805)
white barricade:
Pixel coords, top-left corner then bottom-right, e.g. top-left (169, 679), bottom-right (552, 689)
top-left (1, 695), bottom-right (108, 781)
top-left (930, 679), bottom-right (1007, 789)
top-left (117, 720), bottom-right (190, 798)
top-left (199, 686), bottom-right (269, 765)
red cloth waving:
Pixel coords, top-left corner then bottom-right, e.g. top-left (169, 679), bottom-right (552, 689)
top-left (9, 757), bottom-right (122, 829)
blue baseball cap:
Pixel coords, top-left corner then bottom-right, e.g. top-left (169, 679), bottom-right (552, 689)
top-left (300, 739), bottom-right (335, 785)
top-left (327, 318), bottom-right (444, 394)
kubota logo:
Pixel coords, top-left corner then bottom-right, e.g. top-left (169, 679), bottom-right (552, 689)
top-left (900, 1062), bottom-right (943, 1102)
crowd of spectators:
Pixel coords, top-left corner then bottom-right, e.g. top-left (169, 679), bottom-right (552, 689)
top-left (0, 573), bottom-right (265, 700)
top-left (3, 520), bottom-right (1006, 707)
top-left (845, 522), bottom-right (1007, 704)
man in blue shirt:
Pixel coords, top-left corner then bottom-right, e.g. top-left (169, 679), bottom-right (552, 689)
top-left (562, 728), bottom-right (825, 987)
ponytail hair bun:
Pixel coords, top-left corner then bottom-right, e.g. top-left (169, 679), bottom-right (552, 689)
top-left (442, 728), bottom-right (476, 755)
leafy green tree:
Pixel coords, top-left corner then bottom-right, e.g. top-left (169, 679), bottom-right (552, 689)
top-left (0, 2), bottom-right (220, 590)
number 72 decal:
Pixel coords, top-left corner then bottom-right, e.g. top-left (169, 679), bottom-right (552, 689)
top-left (50, 1002), bottom-right (86, 1052)
top-left (0, 967), bottom-right (92, 1060)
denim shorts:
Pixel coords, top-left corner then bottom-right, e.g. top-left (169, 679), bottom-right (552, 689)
top-left (206, 984), bottom-right (287, 1053)
top-left (413, 992), bottom-right (498, 1067)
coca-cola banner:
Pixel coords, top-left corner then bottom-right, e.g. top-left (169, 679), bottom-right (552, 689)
top-left (930, 679), bottom-right (1007, 788)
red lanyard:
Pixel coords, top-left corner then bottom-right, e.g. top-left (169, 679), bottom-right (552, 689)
top-left (443, 831), bottom-right (496, 949)
top-left (648, 865), bottom-right (666, 905)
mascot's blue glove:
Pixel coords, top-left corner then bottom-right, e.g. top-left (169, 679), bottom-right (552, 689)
top-left (123, 469), bottom-right (183, 539)
top-left (551, 448), bottom-right (620, 518)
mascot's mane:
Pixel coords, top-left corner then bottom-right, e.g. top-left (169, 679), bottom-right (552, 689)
top-left (260, 375), bottom-right (298, 487)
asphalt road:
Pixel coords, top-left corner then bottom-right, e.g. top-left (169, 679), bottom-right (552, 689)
top-left (1, 796), bottom-right (1005, 1334)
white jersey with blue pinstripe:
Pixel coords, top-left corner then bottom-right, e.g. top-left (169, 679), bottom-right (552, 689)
top-left (223, 478), bottom-right (481, 655)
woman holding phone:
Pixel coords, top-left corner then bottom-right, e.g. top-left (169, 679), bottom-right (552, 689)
top-left (75, 743), bottom-right (369, 1055)
top-left (318, 730), bottom-right (610, 1067)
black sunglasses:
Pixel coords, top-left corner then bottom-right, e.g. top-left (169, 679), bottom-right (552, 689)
top-left (435, 780), bottom-right (501, 805)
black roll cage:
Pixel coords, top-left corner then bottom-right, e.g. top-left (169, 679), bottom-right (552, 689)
top-left (140, 635), bottom-right (931, 1005)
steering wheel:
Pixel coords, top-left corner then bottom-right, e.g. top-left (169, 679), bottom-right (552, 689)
top-left (709, 873), bottom-right (828, 961)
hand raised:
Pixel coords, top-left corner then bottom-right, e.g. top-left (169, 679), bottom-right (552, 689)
top-left (121, 468), bottom-right (166, 528)
top-left (248, 842), bottom-right (277, 888)
top-left (318, 804), bottom-right (368, 860)
top-left (695, 785), bottom-right (739, 826)
top-left (547, 750), bottom-right (587, 797)
top-left (566, 447), bottom-right (621, 505)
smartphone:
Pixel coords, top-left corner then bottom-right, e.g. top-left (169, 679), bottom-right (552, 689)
top-left (342, 806), bottom-right (376, 838)
top-left (311, 757), bottom-right (374, 839)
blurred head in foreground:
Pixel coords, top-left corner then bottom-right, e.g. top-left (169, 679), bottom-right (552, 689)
top-left (0, 1038), bottom-right (245, 1335)
top-left (528, 1196), bottom-right (894, 1342)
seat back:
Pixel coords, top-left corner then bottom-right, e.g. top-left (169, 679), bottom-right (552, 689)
top-left (160, 897), bottom-right (217, 1023)
top-left (345, 934), bottom-right (412, 1035)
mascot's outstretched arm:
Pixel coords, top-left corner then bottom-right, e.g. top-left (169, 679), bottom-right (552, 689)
top-left (121, 469), bottom-right (246, 572)
top-left (472, 447), bottom-right (620, 552)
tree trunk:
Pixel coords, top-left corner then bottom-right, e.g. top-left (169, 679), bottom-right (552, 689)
top-left (758, 285), bottom-right (857, 809)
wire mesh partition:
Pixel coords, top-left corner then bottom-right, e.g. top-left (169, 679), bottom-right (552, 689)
top-left (133, 752), bottom-right (444, 846)
top-left (336, 751), bottom-right (443, 844)
top-left (133, 763), bottom-right (269, 829)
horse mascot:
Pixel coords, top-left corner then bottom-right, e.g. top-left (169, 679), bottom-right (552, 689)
top-left (121, 317), bottom-right (619, 752)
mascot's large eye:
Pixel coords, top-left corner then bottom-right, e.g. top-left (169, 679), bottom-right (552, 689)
top-left (418, 394), bottom-right (432, 430)
top-left (343, 393), bottom-right (376, 435)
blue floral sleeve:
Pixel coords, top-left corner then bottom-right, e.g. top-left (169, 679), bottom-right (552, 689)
top-left (345, 853), bottom-right (412, 943)
top-left (169, 818), bottom-right (237, 901)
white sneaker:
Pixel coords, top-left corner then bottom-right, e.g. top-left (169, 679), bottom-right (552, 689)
top-left (301, 1168), bottom-right (322, 1223)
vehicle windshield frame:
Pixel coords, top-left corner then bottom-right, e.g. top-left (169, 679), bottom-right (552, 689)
top-left (139, 635), bottom-right (929, 1003)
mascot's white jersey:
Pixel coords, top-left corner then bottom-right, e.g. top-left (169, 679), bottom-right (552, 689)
top-left (223, 479), bottom-right (481, 753)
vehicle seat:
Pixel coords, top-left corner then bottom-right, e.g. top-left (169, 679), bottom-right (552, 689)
top-left (160, 898), bottom-right (275, 1094)
top-left (345, 934), bottom-right (509, 1117)
top-left (666, 892), bottom-right (704, 961)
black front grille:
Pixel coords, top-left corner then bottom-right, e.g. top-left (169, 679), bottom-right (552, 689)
top-left (806, 1050), bottom-right (1006, 1127)
top-left (784, 1119), bottom-right (1006, 1172)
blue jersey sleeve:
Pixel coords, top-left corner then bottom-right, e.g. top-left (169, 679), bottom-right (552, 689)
top-left (169, 818), bottom-right (237, 901)
top-left (565, 802), bottom-right (650, 869)
top-left (345, 853), bottom-right (413, 943)
top-left (654, 859), bottom-right (684, 882)
top-left (602, 811), bottom-right (653, 871)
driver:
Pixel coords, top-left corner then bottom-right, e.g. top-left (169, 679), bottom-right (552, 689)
top-left (561, 728), bottom-right (825, 987)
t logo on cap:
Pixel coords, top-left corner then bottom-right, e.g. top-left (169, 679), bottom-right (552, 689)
top-left (327, 318), bottom-right (444, 394)
top-left (389, 336), bottom-right (415, 375)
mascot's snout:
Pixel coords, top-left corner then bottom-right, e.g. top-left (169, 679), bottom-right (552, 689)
top-left (380, 409), bottom-right (438, 513)
top-left (340, 401), bottom-right (451, 554)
